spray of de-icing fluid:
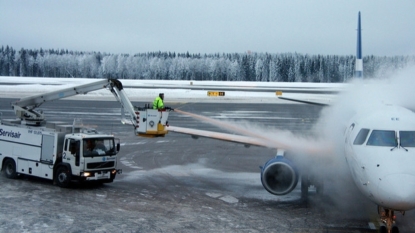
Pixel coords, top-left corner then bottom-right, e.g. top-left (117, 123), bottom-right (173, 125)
top-left (173, 65), bottom-right (415, 217)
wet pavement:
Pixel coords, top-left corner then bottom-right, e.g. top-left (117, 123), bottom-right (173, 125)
top-left (0, 99), bottom-right (414, 233)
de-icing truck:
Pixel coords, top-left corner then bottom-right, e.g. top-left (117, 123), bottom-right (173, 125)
top-left (0, 79), bottom-right (171, 187)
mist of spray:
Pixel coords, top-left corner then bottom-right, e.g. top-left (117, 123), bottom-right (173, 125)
top-left (314, 65), bottom-right (415, 160)
top-left (308, 65), bottom-right (415, 214)
top-left (174, 108), bottom-right (331, 158)
top-left (174, 65), bottom-right (415, 216)
top-left (175, 65), bottom-right (415, 162)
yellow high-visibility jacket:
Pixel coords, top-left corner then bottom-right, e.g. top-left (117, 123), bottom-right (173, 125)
top-left (152, 96), bottom-right (164, 109)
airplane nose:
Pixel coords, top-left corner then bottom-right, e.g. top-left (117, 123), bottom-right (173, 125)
top-left (377, 174), bottom-right (415, 210)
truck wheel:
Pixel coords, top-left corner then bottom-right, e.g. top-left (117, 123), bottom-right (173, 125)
top-left (55, 166), bottom-right (71, 188)
top-left (4, 159), bottom-right (18, 179)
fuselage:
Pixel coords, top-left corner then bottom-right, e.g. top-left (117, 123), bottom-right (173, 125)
top-left (344, 104), bottom-right (415, 211)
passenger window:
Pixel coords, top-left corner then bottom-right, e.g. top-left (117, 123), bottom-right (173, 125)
top-left (353, 128), bottom-right (370, 145)
top-left (367, 130), bottom-right (396, 147)
top-left (400, 131), bottom-right (415, 147)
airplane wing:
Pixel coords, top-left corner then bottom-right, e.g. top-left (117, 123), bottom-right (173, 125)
top-left (277, 92), bottom-right (337, 106)
top-left (168, 125), bottom-right (272, 148)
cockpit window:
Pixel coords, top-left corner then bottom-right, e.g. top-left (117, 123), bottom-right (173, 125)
top-left (353, 128), bottom-right (370, 145)
top-left (366, 130), bottom-right (396, 147)
top-left (400, 131), bottom-right (415, 147)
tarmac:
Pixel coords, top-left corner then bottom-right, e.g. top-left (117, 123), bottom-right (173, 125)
top-left (0, 98), bottom-right (414, 233)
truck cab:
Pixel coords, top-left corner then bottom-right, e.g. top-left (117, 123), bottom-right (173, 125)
top-left (55, 133), bottom-right (121, 187)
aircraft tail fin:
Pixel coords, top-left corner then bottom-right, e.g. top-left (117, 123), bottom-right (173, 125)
top-left (355, 11), bottom-right (363, 78)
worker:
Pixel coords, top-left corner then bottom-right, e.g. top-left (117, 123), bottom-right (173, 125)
top-left (84, 139), bottom-right (95, 152)
top-left (94, 140), bottom-right (107, 151)
top-left (153, 93), bottom-right (164, 110)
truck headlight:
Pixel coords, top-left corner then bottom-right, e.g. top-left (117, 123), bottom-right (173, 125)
top-left (82, 172), bottom-right (91, 177)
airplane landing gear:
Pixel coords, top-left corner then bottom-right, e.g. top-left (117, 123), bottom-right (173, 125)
top-left (300, 174), bottom-right (324, 200)
top-left (301, 174), bottom-right (309, 200)
top-left (378, 206), bottom-right (400, 233)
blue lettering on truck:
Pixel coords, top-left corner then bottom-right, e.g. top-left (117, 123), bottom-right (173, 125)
top-left (0, 128), bottom-right (22, 139)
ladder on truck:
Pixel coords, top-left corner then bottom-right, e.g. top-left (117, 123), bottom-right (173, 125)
top-left (11, 79), bottom-right (171, 137)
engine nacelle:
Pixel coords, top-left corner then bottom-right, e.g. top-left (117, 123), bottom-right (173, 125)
top-left (260, 156), bottom-right (299, 195)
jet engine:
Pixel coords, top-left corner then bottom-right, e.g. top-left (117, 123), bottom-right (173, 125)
top-left (260, 156), bottom-right (299, 195)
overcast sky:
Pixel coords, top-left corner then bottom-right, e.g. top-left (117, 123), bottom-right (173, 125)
top-left (1, 0), bottom-right (414, 56)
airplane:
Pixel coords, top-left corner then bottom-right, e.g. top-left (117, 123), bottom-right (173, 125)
top-left (167, 12), bottom-right (415, 233)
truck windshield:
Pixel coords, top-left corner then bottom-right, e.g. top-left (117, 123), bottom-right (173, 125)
top-left (83, 138), bottom-right (116, 157)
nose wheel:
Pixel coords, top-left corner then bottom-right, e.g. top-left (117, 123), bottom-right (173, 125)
top-left (378, 206), bottom-right (400, 233)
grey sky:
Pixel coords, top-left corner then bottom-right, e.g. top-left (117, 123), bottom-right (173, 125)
top-left (1, 0), bottom-right (414, 56)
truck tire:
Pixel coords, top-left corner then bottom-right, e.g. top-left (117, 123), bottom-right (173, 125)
top-left (4, 159), bottom-right (18, 179)
top-left (55, 166), bottom-right (71, 188)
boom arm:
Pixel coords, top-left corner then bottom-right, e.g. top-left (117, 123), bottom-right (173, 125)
top-left (105, 79), bottom-right (170, 137)
top-left (12, 79), bottom-right (111, 125)
top-left (12, 79), bottom-right (170, 137)
top-left (104, 79), bottom-right (139, 126)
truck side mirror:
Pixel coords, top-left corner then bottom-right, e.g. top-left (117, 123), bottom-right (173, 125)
top-left (116, 143), bottom-right (120, 152)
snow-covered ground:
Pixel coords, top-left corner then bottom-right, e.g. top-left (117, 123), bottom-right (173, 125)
top-left (0, 76), bottom-right (341, 103)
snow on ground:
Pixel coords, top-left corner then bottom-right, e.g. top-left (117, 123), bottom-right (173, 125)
top-left (0, 76), bottom-right (346, 88)
top-left (0, 76), bottom-right (342, 103)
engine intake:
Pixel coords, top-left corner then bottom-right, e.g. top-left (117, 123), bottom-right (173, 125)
top-left (260, 156), bottom-right (299, 195)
